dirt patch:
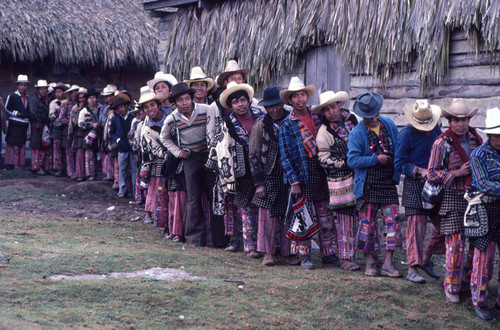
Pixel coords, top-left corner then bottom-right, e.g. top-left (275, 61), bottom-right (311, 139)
top-left (49, 267), bottom-right (206, 281)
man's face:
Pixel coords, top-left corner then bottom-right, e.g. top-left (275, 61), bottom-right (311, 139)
top-left (364, 114), bottom-right (380, 128)
top-left (78, 94), bottom-right (87, 106)
top-left (323, 102), bottom-right (342, 123)
top-left (70, 90), bottom-right (78, 101)
top-left (265, 103), bottom-right (284, 121)
top-left (116, 104), bottom-right (127, 116)
top-left (289, 91), bottom-right (308, 111)
top-left (17, 83), bottom-right (28, 94)
top-left (55, 89), bottom-right (65, 100)
top-left (489, 134), bottom-right (500, 152)
top-left (225, 73), bottom-right (244, 87)
top-left (38, 87), bottom-right (48, 97)
top-left (175, 93), bottom-right (193, 116)
top-left (106, 95), bottom-right (114, 105)
top-left (230, 95), bottom-right (250, 117)
top-left (136, 109), bottom-right (146, 120)
top-left (154, 82), bottom-right (170, 98)
top-left (143, 100), bottom-right (160, 119)
top-left (88, 95), bottom-right (97, 107)
top-left (449, 117), bottom-right (470, 137)
top-left (191, 81), bottom-right (208, 99)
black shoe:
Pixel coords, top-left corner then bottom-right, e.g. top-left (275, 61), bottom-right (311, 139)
top-left (474, 305), bottom-right (493, 320)
top-left (421, 261), bottom-right (440, 279)
top-left (224, 237), bottom-right (240, 252)
top-left (300, 256), bottom-right (314, 270)
top-left (406, 271), bottom-right (426, 284)
top-left (322, 255), bottom-right (342, 267)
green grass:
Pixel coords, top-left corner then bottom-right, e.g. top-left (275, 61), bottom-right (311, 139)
top-left (1, 213), bottom-right (498, 329)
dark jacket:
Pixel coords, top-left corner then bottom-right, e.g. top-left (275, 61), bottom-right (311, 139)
top-left (5, 92), bottom-right (30, 146)
top-left (110, 113), bottom-right (133, 152)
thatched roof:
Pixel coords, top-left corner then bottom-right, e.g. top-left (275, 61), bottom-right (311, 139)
top-left (160, 0), bottom-right (500, 89)
top-left (0, 0), bottom-right (158, 69)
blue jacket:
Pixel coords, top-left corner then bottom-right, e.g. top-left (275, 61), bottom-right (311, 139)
top-left (347, 116), bottom-right (400, 198)
top-left (110, 113), bottom-right (133, 152)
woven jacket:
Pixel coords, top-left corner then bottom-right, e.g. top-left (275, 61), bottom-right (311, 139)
top-left (347, 116), bottom-right (400, 199)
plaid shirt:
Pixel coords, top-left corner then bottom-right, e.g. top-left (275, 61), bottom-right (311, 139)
top-left (279, 108), bottom-right (322, 185)
top-left (59, 100), bottom-right (74, 125)
top-left (366, 121), bottom-right (394, 156)
top-left (470, 141), bottom-right (500, 196)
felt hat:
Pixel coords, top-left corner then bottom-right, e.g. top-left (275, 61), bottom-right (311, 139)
top-left (311, 90), bottom-right (350, 114)
top-left (403, 99), bottom-right (442, 131)
top-left (16, 74), bottom-right (30, 84)
top-left (184, 66), bottom-right (215, 91)
top-left (258, 87), bottom-right (282, 107)
top-left (65, 85), bottom-right (80, 94)
top-left (219, 81), bottom-right (254, 109)
top-left (111, 97), bottom-right (129, 110)
top-left (113, 90), bottom-right (132, 103)
top-left (279, 76), bottom-right (315, 106)
top-left (352, 92), bottom-right (384, 118)
top-left (168, 83), bottom-right (196, 104)
top-left (442, 98), bottom-right (478, 118)
top-left (147, 71), bottom-right (178, 90)
top-left (480, 107), bottom-right (500, 135)
top-left (35, 80), bottom-right (49, 88)
top-left (137, 86), bottom-right (165, 105)
top-left (216, 60), bottom-right (249, 87)
top-left (86, 88), bottom-right (100, 97)
top-left (53, 82), bottom-right (69, 91)
top-left (101, 84), bottom-right (117, 96)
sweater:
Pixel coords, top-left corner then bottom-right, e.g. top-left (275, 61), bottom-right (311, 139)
top-left (110, 113), bottom-right (133, 152)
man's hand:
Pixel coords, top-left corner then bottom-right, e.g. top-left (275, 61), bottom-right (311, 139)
top-left (255, 185), bottom-right (266, 199)
top-left (454, 162), bottom-right (471, 177)
top-left (417, 167), bottom-right (429, 180)
top-left (178, 150), bottom-right (190, 159)
top-left (377, 154), bottom-right (393, 166)
top-left (92, 123), bottom-right (99, 129)
top-left (290, 184), bottom-right (302, 198)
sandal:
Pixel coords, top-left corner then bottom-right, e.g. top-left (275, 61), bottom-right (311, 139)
top-left (341, 260), bottom-right (361, 271)
top-left (381, 264), bottom-right (403, 278)
top-left (365, 263), bottom-right (378, 276)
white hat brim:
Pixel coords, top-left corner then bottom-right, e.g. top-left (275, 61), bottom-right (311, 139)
top-left (403, 104), bottom-right (442, 131)
top-left (219, 83), bottom-right (254, 109)
top-left (279, 85), bottom-right (316, 106)
top-left (311, 91), bottom-right (349, 114)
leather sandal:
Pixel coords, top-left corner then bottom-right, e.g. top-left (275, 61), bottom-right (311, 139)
top-left (380, 265), bottom-right (403, 278)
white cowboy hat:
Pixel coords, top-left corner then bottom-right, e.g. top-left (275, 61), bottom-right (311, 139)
top-left (184, 66), bottom-right (215, 91)
top-left (101, 84), bottom-right (117, 96)
top-left (311, 90), bottom-right (350, 114)
top-left (65, 85), bottom-right (80, 94)
top-left (77, 87), bottom-right (88, 95)
top-left (403, 99), bottom-right (442, 131)
top-left (480, 107), bottom-right (500, 135)
top-left (16, 74), bottom-right (30, 84)
top-left (216, 60), bottom-right (249, 87)
top-left (279, 76), bottom-right (315, 106)
top-left (147, 71), bottom-right (178, 90)
top-left (442, 98), bottom-right (478, 118)
top-left (35, 80), bottom-right (49, 88)
top-left (137, 86), bottom-right (165, 105)
top-left (219, 81), bottom-right (254, 109)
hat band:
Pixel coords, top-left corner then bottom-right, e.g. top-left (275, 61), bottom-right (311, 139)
top-left (412, 115), bottom-right (434, 125)
top-left (485, 124), bottom-right (500, 130)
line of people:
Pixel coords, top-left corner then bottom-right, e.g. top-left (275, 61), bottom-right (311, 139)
top-left (2, 60), bottom-right (499, 320)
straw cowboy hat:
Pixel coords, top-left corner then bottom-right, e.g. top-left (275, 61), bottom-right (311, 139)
top-left (311, 90), bottom-right (350, 114)
top-left (219, 81), bottom-right (254, 109)
top-left (35, 80), bottom-right (49, 88)
top-left (403, 99), bottom-right (442, 131)
top-left (101, 84), bottom-right (117, 96)
top-left (147, 71), bottom-right (178, 90)
top-left (279, 76), bottom-right (315, 106)
top-left (184, 66), bottom-right (215, 91)
top-left (65, 85), bottom-right (80, 94)
top-left (16, 74), bottom-right (30, 84)
top-left (480, 107), bottom-right (500, 135)
top-left (352, 92), bottom-right (384, 118)
top-left (77, 87), bottom-right (88, 96)
top-left (138, 86), bottom-right (165, 105)
top-left (216, 60), bottom-right (249, 87)
top-left (442, 98), bottom-right (478, 118)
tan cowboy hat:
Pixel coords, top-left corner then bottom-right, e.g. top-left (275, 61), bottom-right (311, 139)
top-left (216, 60), bottom-right (249, 87)
top-left (442, 98), bottom-right (478, 118)
top-left (480, 107), bottom-right (500, 135)
top-left (77, 87), bottom-right (88, 95)
top-left (138, 86), bottom-right (165, 105)
top-left (184, 66), bottom-right (215, 91)
top-left (279, 76), bottom-right (315, 106)
top-left (101, 84), bottom-right (117, 96)
top-left (16, 74), bottom-right (30, 84)
top-left (403, 99), bottom-right (442, 131)
top-left (219, 81), bottom-right (254, 109)
top-left (65, 85), bottom-right (80, 94)
top-left (311, 90), bottom-right (350, 114)
top-left (35, 80), bottom-right (49, 88)
top-left (147, 71), bottom-right (178, 90)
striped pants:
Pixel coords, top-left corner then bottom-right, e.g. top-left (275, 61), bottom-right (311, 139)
top-left (153, 177), bottom-right (168, 228)
top-left (336, 210), bottom-right (357, 261)
top-left (66, 148), bottom-right (75, 178)
top-left (168, 190), bottom-right (186, 236)
top-left (406, 214), bottom-right (446, 266)
top-left (425, 214), bottom-right (446, 256)
top-left (224, 195), bottom-right (242, 237)
top-left (357, 203), bottom-right (402, 255)
top-left (444, 232), bottom-right (474, 294)
top-left (75, 148), bottom-right (85, 179)
top-left (291, 200), bottom-right (338, 257)
top-left (471, 240), bottom-right (500, 307)
top-left (52, 139), bottom-right (62, 171)
top-left (31, 149), bottom-right (52, 171)
top-left (240, 204), bottom-right (259, 252)
top-left (4, 144), bottom-right (26, 167)
top-left (257, 208), bottom-right (290, 256)
top-left (84, 150), bottom-right (96, 178)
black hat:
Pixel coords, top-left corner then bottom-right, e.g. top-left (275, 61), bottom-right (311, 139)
top-left (168, 83), bottom-right (195, 104)
top-left (111, 97), bottom-right (129, 109)
top-left (258, 86), bottom-right (282, 107)
top-left (86, 88), bottom-right (100, 98)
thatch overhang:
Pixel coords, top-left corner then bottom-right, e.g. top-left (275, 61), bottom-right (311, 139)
top-left (153, 0), bottom-right (500, 89)
top-left (0, 0), bottom-right (159, 69)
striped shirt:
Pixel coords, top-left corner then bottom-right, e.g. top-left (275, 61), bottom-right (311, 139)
top-left (470, 141), bottom-right (500, 196)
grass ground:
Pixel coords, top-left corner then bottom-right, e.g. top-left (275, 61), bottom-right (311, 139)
top-left (0, 174), bottom-right (498, 329)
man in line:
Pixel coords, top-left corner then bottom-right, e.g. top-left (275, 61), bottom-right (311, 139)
top-left (184, 66), bottom-right (215, 105)
top-left (29, 80), bottom-right (52, 175)
top-left (59, 85), bottom-right (79, 179)
top-left (100, 84), bottom-right (117, 182)
top-left (49, 83), bottom-right (69, 176)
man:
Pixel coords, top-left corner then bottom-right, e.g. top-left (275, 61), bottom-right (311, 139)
top-left (428, 98), bottom-right (482, 303)
top-left (60, 85), bottom-right (79, 179)
top-left (347, 92), bottom-right (402, 278)
top-left (147, 71), bottom-right (178, 110)
top-left (160, 83), bottom-right (225, 248)
top-left (70, 87), bottom-right (87, 181)
top-left (29, 80), bottom-right (52, 175)
top-left (468, 107), bottom-right (500, 320)
top-left (77, 88), bottom-right (101, 180)
top-left (279, 76), bottom-right (341, 270)
top-left (315, 90), bottom-right (359, 271)
top-left (100, 84), bottom-right (117, 181)
top-left (184, 66), bottom-right (215, 104)
top-left (395, 100), bottom-right (444, 283)
top-left (250, 87), bottom-right (292, 266)
top-left (4, 74), bottom-right (30, 169)
top-left (49, 83), bottom-right (69, 176)
top-left (109, 96), bottom-right (135, 198)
